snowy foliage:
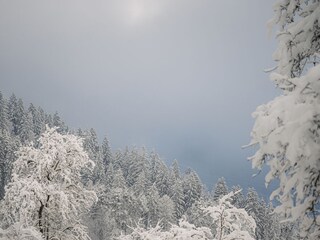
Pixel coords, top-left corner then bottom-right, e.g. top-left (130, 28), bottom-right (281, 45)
top-left (203, 190), bottom-right (256, 240)
top-left (268, 0), bottom-right (320, 80)
top-left (119, 219), bottom-right (212, 240)
top-left (249, 1), bottom-right (320, 238)
top-left (120, 191), bottom-right (256, 240)
top-left (212, 177), bottom-right (228, 203)
top-left (0, 130), bottom-right (19, 199)
top-left (0, 222), bottom-right (43, 240)
top-left (0, 127), bottom-right (97, 240)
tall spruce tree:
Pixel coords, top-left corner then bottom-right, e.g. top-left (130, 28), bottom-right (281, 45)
top-left (101, 136), bottom-right (112, 169)
top-left (183, 169), bottom-right (202, 210)
top-left (212, 177), bottom-right (228, 202)
top-left (0, 92), bottom-right (10, 133)
top-left (20, 110), bottom-right (35, 144)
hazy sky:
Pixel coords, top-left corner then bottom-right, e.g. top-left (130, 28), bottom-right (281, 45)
top-left (0, 0), bottom-right (278, 196)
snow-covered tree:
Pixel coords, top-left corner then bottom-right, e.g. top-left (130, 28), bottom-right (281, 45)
top-left (157, 194), bottom-right (175, 230)
top-left (171, 179), bottom-right (186, 220)
top-left (0, 127), bottom-right (97, 240)
top-left (144, 185), bottom-right (162, 228)
top-left (264, 203), bottom-right (281, 240)
top-left (126, 148), bottom-right (147, 188)
top-left (81, 128), bottom-right (105, 185)
top-left (212, 177), bottom-right (228, 202)
top-left (20, 110), bottom-right (35, 144)
top-left (0, 130), bottom-right (19, 200)
top-left (148, 151), bottom-right (172, 196)
top-left (248, 1), bottom-right (320, 238)
top-left (0, 222), bottom-right (43, 240)
top-left (244, 188), bottom-right (265, 239)
top-left (185, 198), bottom-right (214, 232)
top-left (101, 136), bottom-right (113, 169)
top-left (52, 111), bottom-right (67, 133)
top-left (171, 159), bottom-right (181, 180)
top-left (101, 168), bottom-right (138, 236)
top-left (230, 185), bottom-right (245, 209)
top-left (28, 104), bottom-right (45, 138)
top-left (119, 218), bottom-right (212, 240)
top-left (203, 190), bottom-right (256, 240)
top-left (8, 95), bottom-right (24, 136)
top-left (0, 92), bottom-right (10, 133)
top-left (44, 113), bottom-right (53, 128)
top-left (183, 169), bottom-right (202, 210)
top-left (132, 170), bottom-right (148, 196)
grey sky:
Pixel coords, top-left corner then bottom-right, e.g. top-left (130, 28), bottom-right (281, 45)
top-left (0, 0), bottom-right (277, 196)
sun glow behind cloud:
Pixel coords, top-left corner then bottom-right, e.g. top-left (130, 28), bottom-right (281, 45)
top-left (123, 0), bottom-right (162, 26)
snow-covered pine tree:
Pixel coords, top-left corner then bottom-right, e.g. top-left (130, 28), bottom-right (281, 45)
top-left (83, 129), bottom-right (100, 161)
top-left (8, 95), bottom-right (24, 136)
top-left (36, 107), bottom-right (46, 137)
top-left (0, 127), bottom-right (97, 240)
top-left (7, 94), bottom-right (17, 134)
top-left (0, 130), bottom-right (19, 200)
top-left (133, 170), bottom-right (148, 196)
top-left (0, 92), bottom-right (10, 133)
top-left (154, 163), bottom-right (171, 197)
top-left (157, 194), bottom-right (175, 230)
top-left (248, 1), bottom-right (320, 238)
top-left (171, 159), bottom-right (181, 180)
top-left (183, 169), bottom-right (202, 210)
top-left (212, 177), bottom-right (228, 202)
top-left (102, 168), bottom-right (138, 236)
top-left (0, 94), bottom-right (16, 200)
top-left (101, 136), bottom-right (113, 170)
top-left (171, 179), bottom-right (186, 220)
top-left (185, 198), bottom-right (214, 233)
top-left (81, 128), bottom-right (105, 185)
top-left (245, 188), bottom-right (265, 239)
top-left (52, 111), bottom-right (67, 133)
top-left (20, 109), bottom-right (35, 144)
top-left (126, 148), bottom-right (146, 188)
top-left (28, 104), bottom-right (45, 138)
top-left (263, 203), bottom-right (281, 240)
top-left (144, 184), bottom-right (162, 228)
top-left (44, 113), bottom-right (53, 128)
top-left (230, 185), bottom-right (245, 209)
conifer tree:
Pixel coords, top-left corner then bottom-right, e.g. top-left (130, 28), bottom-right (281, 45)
top-left (0, 131), bottom-right (18, 200)
top-left (8, 95), bottom-right (24, 136)
top-left (171, 159), bottom-right (181, 180)
top-left (245, 188), bottom-right (265, 240)
top-left (158, 195), bottom-right (175, 230)
top-left (171, 179), bottom-right (186, 220)
top-left (230, 185), bottom-right (245, 209)
top-left (145, 185), bottom-right (161, 228)
top-left (183, 170), bottom-right (202, 210)
top-left (28, 104), bottom-right (45, 137)
top-left (20, 110), bottom-right (35, 144)
top-left (52, 112), bottom-right (67, 132)
top-left (0, 92), bottom-right (10, 133)
top-left (101, 136), bottom-right (112, 169)
top-left (212, 177), bottom-right (228, 202)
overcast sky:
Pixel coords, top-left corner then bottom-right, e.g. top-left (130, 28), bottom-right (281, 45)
top-left (0, 0), bottom-right (278, 196)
